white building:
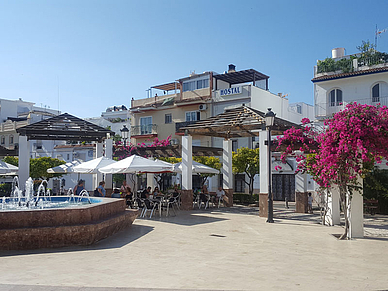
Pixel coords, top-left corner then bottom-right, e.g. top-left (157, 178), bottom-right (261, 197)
top-left (85, 104), bottom-right (131, 140)
top-left (313, 47), bottom-right (388, 119)
top-left (0, 98), bottom-right (64, 157)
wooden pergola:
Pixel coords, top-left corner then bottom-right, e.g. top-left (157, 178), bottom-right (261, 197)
top-left (121, 145), bottom-right (223, 158)
top-left (178, 105), bottom-right (300, 137)
top-left (214, 69), bottom-right (269, 90)
top-left (17, 113), bottom-right (114, 142)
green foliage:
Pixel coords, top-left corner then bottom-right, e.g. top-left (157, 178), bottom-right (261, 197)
top-left (356, 40), bottom-right (375, 53)
top-left (113, 173), bottom-right (126, 184)
top-left (113, 134), bottom-right (122, 143)
top-left (193, 156), bottom-right (221, 187)
top-left (3, 156), bottom-right (18, 166)
top-left (0, 183), bottom-right (12, 196)
top-left (317, 40), bottom-right (388, 74)
top-left (233, 193), bottom-right (259, 204)
top-left (159, 157), bottom-right (182, 164)
top-left (232, 147), bottom-right (259, 195)
top-left (364, 167), bottom-right (388, 199)
top-left (30, 157), bottom-right (66, 180)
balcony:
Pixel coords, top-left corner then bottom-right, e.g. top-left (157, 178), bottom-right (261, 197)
top-left (315, 96), bottom-right (388, 119)
top-left (131, 124), bottom-right (158, 137)
top-left (314, 52), bottom-right (388, 78)
top-left (175, 120), bottom-right (198, 133)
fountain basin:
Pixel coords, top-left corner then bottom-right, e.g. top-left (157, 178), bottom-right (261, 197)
top-left (0, 197), bottom-right (139, 250)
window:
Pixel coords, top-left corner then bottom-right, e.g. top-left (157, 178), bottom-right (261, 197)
top-left (182, 78), bottom-right (209, 92)
top-left (185, 111), bottom-right (200, 122)
top-left (183, 81), bottom-right (196, 92)
top-left (9, 135), bottom-right (13, 145)
top-left (372, 84), bottom-right (380, 102)
top-left (165, 113), bottom-right (172, 124)
top-left (67, 154), bottom-right (70, 160)
top-left (196, 79), bottom-right (209, 89)
top-left (140, 116), bottom-right (153, 134)
top-left (329, 89), bottom-right (343, 106)
top-left (296, 105), bottom-right (302, 114)
top-left (0, 136), bottom-right (4, 145)
top-left (232, 140), bottom-right (238, 152)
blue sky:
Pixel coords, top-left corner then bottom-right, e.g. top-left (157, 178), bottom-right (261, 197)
top-left (0, 0), bottom-right (387, 118)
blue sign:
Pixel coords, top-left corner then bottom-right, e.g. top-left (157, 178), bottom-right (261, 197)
top-left (220, 87), bottom-right (242, 96)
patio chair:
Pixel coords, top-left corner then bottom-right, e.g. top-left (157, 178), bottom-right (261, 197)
top-left (143, 199), bottom-right (158, 218)
top-left (161, 197), bottom-right (177, 217)
top-left (193, 193), bottom-right (200, 209)
top-left (172, 192), bottom-right (181, 210)
top-left (199, 193), bottom-right (210, 209)
top-left (135, 198), bottom-right (146, 217)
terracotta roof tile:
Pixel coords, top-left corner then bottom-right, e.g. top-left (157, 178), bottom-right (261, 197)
top-left (312, 66), bottom-right (388, 82)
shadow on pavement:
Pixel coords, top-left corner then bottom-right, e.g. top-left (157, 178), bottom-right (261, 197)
top-left (0, 224), bottom-right (154, 257)
top-left (147, 211), bottom-right (229, 226)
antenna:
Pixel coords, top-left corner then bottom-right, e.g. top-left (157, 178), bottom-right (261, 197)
top-left (375, 25), bottom-right (387, 50)
top-left (57, 75), bottom-right (60, 114)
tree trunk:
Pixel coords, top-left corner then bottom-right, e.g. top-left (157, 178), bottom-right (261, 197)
top-left (339, 186), bottom-right (349, 240)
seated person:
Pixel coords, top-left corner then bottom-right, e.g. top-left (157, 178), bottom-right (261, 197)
top-left (172, 185), bottom-right (180, 198)
top-left (111, 188), bottom-right (121, 198)
top-left (152, 186), bottom-right (163, 197)
top-left (215, 186), bottom-right (225, 206)
top-left (121, 181), bottom-right (133, 207)
top-left (199, 185), bottom-right (210, 205)
top-left (141, 186), bottom-right (152, 199)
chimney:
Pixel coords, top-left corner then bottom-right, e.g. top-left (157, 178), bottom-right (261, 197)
top-left (228, 64), bottom-right (236, 73)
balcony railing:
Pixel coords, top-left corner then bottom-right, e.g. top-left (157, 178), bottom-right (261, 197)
top-left (315, 52), bottom-right (388, 76)
top-left (131, 124), bottom-right (157, 136)
top-left (315, 96), bottom-right (388, 118)
top-left (175, 120), bottom-right (198, 132)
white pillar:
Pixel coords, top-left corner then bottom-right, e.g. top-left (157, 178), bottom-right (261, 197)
top-left (259, 130), bottom-right (268, 193)
top-left (95, 142), bottom-right (103, 189)
top-left (295, 172), bottom-right (308, 192)
top-left (181, 135), bottom-right (192, 190)
top-left (348, 177), bottom-right (364, 238)
top-left (325, 187), bottom-right (341, 226)
top-left (18, 136), bottom-right (30, 191)
top-left (222, 139), bottom-right (233, 190)
top-left (104, 139), bottom-right (113, 190)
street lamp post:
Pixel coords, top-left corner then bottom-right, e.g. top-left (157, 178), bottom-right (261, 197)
top-left (265, 108), bottom-right (275, 223)
top-left (120, 125), bottom-right (129, 147)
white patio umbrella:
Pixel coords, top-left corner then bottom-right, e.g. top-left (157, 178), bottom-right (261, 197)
top-left (0, 161), bottom-right (18, 174)
top-left (173, 161), bottom-right (219, 174)
top-left (99, 155), bottom-right (174, 174)
top-left (47, 159), bottom-right (82, 174)
top-left (72, 157), bottom-right (117, 174)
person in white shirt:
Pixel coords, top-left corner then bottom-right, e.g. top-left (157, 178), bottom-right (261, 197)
top-left (215, 186), bottom-right (225, 207)
top-left (308, 192), bottom-right (313, 213)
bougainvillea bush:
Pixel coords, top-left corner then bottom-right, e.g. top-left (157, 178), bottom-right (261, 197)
top-left (277, 103), bottom-right (388, 239)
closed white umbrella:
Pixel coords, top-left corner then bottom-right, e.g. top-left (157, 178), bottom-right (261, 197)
top-left (99, 155), bottom-right (173, 174)
top-left (47, 160), bottom-right (82, 174)
top-left (0, 161), bottom-right (18, 174)
top-left (73, 157), bottom-right (117, 174)
top-left (173, 161), bottom-right (219, 174)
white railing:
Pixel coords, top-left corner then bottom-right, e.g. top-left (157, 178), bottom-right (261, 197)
top-left (315, 96), bottom-right (388, 118)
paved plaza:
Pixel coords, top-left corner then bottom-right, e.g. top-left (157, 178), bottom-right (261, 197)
top-left (0, 203), bottom-right (387, 291)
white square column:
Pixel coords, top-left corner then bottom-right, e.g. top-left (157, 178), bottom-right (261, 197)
top-left (104, 138), bottom-right (113, 190)
top-left (259, 130), bottom-right (268, 194)
top-left (95, 142), bottom-right (104, 189)
top-left (325, 187), bottom-right (341, 226)
top-left (181, 135), bottom-right (193, 190)
top-left (222, 139), bottom-right (233, 190)
top-left (348, 177), bottom-right (364, 238)
top-left (18, 135), bottom-right (30, 191)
